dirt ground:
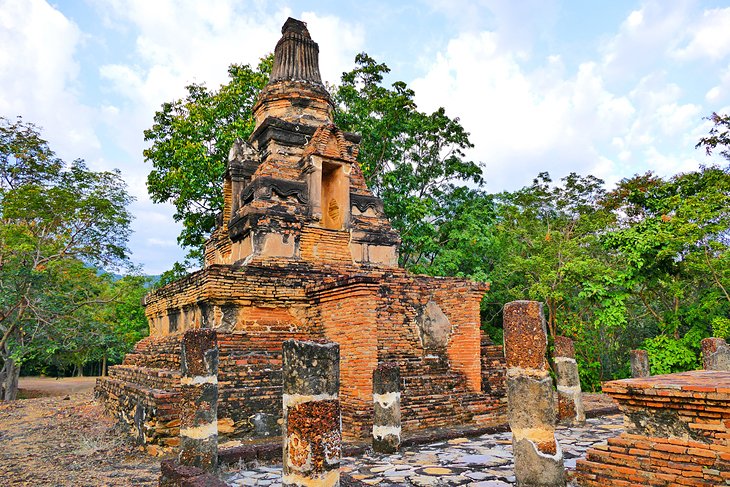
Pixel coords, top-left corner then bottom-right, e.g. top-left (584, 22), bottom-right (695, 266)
top-left (1, 379), bottom-right (163, 486)
top-left (17, 376), bottom-right (98, 398)
top-left (0, 378), bottom-right (617, 486)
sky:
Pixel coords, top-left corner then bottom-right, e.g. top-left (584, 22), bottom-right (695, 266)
top-left (1, 0), bottom-right (730, 274)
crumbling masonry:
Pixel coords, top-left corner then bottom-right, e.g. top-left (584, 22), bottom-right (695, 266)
top-left (95, 17), bottom-right (507, 447)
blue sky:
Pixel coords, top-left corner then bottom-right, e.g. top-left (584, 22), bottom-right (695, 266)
top-left (1, 0), bottom-right (729, 274)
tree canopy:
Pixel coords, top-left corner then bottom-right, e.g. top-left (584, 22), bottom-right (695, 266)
top-left (0, 116), bottom-right (141, 399)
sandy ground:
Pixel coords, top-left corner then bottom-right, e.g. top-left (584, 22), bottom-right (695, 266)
top-left (17, 376), bottom-right (98, 398)
top-left (0, 383), bottom-right (162, 486)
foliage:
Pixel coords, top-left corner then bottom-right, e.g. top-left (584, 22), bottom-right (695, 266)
top-left (334, 53), bottom-right (483, 268)
top-left (144, 58), bottom-right (272, 256)
top-left (643, 325), bottom-right (705, 375)
top-left (696, 112), bottom-right (730, 161)
top-left (487, 172), bottom-right (615, 338)
top-left (0, 116), bottom-right (134, 398)
top-left (712, 316), bottom-right (730, 340)
top-left (602, 166), bottom-right (730, 341)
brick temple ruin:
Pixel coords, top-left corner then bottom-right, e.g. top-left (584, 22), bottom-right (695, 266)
top-left (96, 18), bottom-right (506, 449)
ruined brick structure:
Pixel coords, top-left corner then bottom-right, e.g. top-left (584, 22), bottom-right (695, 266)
top-left (576, 371), bottom-right (730, 486)
top-left (96, 17), bottom-right (506, 447)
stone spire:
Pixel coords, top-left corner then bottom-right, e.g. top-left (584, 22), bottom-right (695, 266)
top-left (252, 17), bottom-right (333, 127)
top-left (270, 18), bottom-right (323, 85)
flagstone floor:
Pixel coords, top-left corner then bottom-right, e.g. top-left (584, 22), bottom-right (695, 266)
top-left (224, 414), bottom-right (624, 486)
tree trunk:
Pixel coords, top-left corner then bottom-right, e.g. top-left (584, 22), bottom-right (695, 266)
top-left (1, 356), bottom-right (20, 401)
top-left (77, 362), bottom-right (84, 377)
top-left (102, 355), bottom-right (107, 376)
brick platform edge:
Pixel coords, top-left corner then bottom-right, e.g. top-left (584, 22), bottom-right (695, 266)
top-left (576, 370), bottom-right (730, 486)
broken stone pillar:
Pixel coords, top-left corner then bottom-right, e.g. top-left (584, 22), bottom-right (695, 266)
top-left (503, 301), bottom-right (565, 487)
top-left (553, 336), bottom-right (585, 425)
top-left (179, 329), bottom-right (219, 471)
top-left (630, 349), bottom-right (650, 378)
top-left (282, 339), bottom-right (341, 487)
top-left (372, 363), bottom-right (401, 453)
top-left (701, 337), bottom-right (730, 371)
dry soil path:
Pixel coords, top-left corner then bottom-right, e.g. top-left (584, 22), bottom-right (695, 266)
top-left (0, 387), bottom-right (163, 486)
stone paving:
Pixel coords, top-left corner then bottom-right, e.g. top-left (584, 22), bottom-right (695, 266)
top-left (224, 414), bottom-right (624, 486)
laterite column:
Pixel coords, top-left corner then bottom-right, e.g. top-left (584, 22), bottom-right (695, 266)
top-left (630, 349), bottom-right (650, 378)
top-left (503, 301), bottom-right (565, 487)
top-left (179, 329), bottom-right (219, 471)
top-left (372, 363), bottom-right (401, 453)
top-left (282, 339), bottom-right (341, 487)
top-left (553, 336), bottom-right (585, 425)
top-left (702, 337), bottom-right (730, 371)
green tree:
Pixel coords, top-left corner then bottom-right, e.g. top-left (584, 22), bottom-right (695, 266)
top-left (696, 112), bottom-right (730, 161)
top-left (477, 172), bottom-right (623, 390)
top-left (144, 59), bottom-right (272, 257)
top-left (601, 166), bottom-right (730, 373)
top-left (334, 53), bottom-right (484, 268)
top-left (0, 116), bottom-right (133, 399)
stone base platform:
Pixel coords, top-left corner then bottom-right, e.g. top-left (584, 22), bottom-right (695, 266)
top-left (576, 371), bottom-right (730, 486)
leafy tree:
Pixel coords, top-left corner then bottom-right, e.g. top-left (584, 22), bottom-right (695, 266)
top-left (696, 112), bottom-right (730, 161)
top-left (144, 59), bottom-right (272, 257)
top-left (334, 53), bottom-right (484, 268)
top-left (488, 173), bottom-right (614, 336)
top-left (0, 116), bottom-right (133, 399)
top-left (599, 166), bottom-right (730, 377)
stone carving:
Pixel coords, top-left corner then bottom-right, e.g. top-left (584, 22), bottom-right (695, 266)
top-left (270, 18), bottom-right (324, 85)
top-left (240, 177), bottom-right (308, 206)
top-left (327, 198), bottom-right (340, 226)
top-left (416, 300), bottom-right (452, 350)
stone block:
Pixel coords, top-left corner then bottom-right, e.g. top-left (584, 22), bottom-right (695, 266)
top-left (702, 337), bottom-right (730, 371)
top-left (503, 301), bottom-right (548, 371)
top-left (630, 349), bottom-right (650, 378)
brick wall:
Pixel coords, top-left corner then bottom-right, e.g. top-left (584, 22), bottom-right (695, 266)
top-left (576, 370), bottom-right (730, 486)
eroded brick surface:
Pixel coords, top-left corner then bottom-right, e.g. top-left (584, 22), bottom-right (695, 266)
top-left (503, 301), bottom-right (548, 371)
top-left (576, 370), bottom-right (730, 486)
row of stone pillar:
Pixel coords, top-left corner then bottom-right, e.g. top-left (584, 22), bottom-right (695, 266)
top-left (172, 333), bottom-right (399, 486)
top-left (172, 313), bottom-right (730, 487)
top-left (630, 336), bottom-right (730, 379)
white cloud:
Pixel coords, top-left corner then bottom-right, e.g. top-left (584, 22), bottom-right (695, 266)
top-left (0, 0), bottom-right (99, 160)
top-left (597, 1), bottom-right (704, 88)
top-left (411, 30), bottom-right (637, 191)
top-left (410, 2), bottom-right (723, 192)
top-left (672, 8), bottom-right (730, 61)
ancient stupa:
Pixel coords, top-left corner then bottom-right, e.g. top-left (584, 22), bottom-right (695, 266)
top-left (96, 18), bottom-right (506, 448)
